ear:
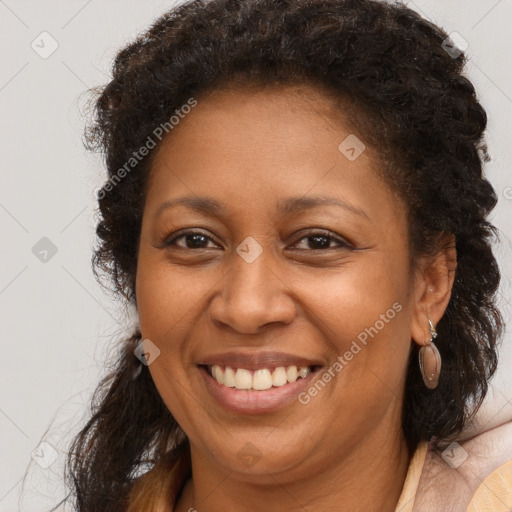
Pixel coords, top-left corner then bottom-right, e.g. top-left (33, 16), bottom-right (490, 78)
top-left (410, 233), bottom-right (457, 346)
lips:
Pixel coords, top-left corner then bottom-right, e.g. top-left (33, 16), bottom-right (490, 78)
top-left (196, 350), bottom-right (324, 370)
top-left (196, 351), bottom-right (324, 414)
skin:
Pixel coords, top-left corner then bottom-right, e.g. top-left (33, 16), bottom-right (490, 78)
top-left (135, 84), bottom-right (455, 512)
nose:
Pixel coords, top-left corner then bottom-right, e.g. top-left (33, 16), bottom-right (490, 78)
top-left (208, 247), bottom-right (296, 334)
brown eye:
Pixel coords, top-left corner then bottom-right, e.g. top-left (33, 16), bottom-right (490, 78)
top-left (290, 231), bottom-right (353, 251)
top-left (163, 231), bottom-right (219, 249)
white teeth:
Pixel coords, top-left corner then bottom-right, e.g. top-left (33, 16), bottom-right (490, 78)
top-left (286, 366), bottom-right (298, 382)
top-left (224, 366), bottom-right (236, 387)
top-left (235, 368), bottom-right (253, 389)
top-left (252, 369), bottom-right (273, 390)
top-left (212, 364), bottom-right (224, 385)
top-left (298, 366), bottom-right (308, 379)
top-left (272, 366), bottom-right (287, 386)
top-left (208, 364), bottom-right (313, 390)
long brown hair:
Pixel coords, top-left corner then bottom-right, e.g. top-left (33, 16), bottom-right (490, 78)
top-left (52, 0), bottom-right (503, 509)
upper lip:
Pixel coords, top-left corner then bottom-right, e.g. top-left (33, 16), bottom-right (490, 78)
top-left (196, 351), bottom-right (324, 370)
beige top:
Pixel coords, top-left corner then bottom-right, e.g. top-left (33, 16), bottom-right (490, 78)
top-left (394, 419), bottom-right (512, 512)
top-left (395, 440), bottom-right (429, 512)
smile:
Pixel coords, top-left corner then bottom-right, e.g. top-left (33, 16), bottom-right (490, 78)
top-left (198, 364), bottom-right (322, 414)
top-left (207, 364), bottom-right (314, 390)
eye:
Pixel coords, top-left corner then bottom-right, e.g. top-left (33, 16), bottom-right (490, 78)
top-left (159, 229), bottom-right (353, 251)
top-left (162, 230), bottom-right (220, 250)
top-left (289, 230), bottom-right (353, 251)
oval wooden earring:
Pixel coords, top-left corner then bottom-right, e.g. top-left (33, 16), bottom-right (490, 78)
top-left (419, 320), bottom-right (442, 389)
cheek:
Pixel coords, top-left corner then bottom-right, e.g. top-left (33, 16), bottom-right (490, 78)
top-left (291, 263), bottom-right (412, 442)
top-left (135, 250), bottom-right (210, 343)
top-left (134, 255), bottom-right (206, 427)
top-left (296, 254), bottom-right (412, 387)
top-left (301, 253), bottom-right (408, 325)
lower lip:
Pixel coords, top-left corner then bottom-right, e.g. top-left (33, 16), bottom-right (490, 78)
top-left (198, 365), bottom-right (320, 414)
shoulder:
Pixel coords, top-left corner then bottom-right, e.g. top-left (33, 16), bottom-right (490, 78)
top-left (412, 418), bottom-right (512, 512)
top-left (467, 458), bottom-right (512, 512)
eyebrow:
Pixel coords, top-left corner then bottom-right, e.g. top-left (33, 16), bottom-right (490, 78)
top-left (153, 195), bottom-right (370, 221)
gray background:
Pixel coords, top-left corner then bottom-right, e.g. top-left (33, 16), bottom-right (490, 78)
top-left (1, 1), bottom-right (511, 510)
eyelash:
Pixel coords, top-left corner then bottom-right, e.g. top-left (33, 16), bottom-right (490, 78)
top-left (161, 229), bottom-right (354, 251)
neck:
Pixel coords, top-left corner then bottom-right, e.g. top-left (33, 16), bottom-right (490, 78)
top-left (174, 429), bottom-right (411, 512)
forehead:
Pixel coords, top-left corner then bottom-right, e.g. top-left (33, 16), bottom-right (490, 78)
top-left (143, 84), bottom-right (404, 230)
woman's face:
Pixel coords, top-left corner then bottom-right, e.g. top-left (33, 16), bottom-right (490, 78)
top-left (136, 85), bottom-right (424, 480)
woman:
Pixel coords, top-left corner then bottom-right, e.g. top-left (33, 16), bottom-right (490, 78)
top-left (56, 0), bottom-right (512, 510)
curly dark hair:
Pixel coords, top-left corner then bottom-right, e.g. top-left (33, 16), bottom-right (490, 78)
top-left (52, 0), bottom-right (503, 510)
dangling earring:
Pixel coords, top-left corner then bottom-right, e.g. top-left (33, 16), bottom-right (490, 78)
top-left (419, 319), bottom-right (442, 389)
